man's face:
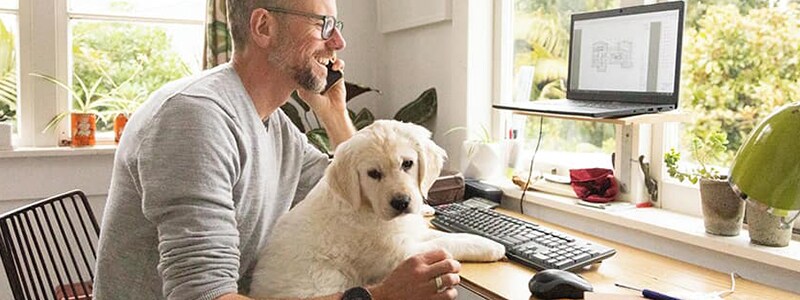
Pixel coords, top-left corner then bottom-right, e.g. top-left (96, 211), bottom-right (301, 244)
top-left (268, 0), bottom-right (346, 93)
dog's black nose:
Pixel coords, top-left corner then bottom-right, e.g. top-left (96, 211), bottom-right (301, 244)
top-left (390, 194), bottom-right (411, 212)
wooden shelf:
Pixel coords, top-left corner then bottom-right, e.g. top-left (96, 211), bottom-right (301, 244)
top-left (492, 102), bottom-right (691, 125)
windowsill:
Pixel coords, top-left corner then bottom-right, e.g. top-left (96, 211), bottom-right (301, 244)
top-left (0, 144), bottom-right (117, 158)
top-left (490, 179), bottom-right (800, 273)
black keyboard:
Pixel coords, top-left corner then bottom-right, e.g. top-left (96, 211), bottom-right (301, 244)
top-left (431, 202), bottom-right (616, 271)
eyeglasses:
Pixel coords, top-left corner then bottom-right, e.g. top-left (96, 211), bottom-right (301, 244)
top-left (264, 7), bottom-right (344, 40)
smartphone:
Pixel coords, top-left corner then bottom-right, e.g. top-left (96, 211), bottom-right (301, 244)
top-left (322, 61), bottom-right (343, 94)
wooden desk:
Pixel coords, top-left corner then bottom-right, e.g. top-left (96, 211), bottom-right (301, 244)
top-left (455, 209), bottom-right (798, 300)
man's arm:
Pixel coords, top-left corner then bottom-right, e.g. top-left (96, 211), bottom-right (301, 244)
top-left (298, 59), bottom-right (355, 148)
top-left (217, 249), bottom-right (461, 300)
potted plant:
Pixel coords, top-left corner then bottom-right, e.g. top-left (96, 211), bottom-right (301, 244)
top-left (282, 83), bottom-right (437, 154)
top-left (444, 125), bottom-right (505, 180)
top-left (31, 71), bottom-right (138, 147)
top-left (664, 131), bottom-right (745, 236)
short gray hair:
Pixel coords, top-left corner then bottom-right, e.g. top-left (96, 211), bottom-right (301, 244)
top-left (227, 0), bottom-right (292, 50)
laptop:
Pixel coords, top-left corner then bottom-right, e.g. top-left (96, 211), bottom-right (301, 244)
top-left (494, 1), bottom-right (685, 118)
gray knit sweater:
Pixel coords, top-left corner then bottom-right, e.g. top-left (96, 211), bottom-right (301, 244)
top-left (94, 63), bottom-right (329, 300)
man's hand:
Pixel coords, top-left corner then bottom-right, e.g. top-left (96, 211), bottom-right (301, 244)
top-left (297, 58), bottom-right (354, 148)
top-left (368, 249), bottom-right (461, 300)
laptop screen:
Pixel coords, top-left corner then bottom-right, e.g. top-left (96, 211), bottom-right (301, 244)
top-left (566, 1), bottom-right (684, 104)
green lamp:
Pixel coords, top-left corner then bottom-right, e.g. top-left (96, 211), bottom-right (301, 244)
top-left (729, 102), bottom-right (800, 229)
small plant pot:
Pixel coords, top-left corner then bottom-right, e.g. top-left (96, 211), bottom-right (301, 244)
top-left (699, 178), bottom-right (744, 236)
top-left (745, 201), bottom-right (792, 247)
top-left (71, 112), bottom-right (96, 147)
top-left (114, 113), bottom-right (128, 144)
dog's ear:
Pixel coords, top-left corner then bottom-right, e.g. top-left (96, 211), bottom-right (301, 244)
top-left (326, 141), bottom-right (362, 209)
top-left (408, 125), bottom-right (447, 197)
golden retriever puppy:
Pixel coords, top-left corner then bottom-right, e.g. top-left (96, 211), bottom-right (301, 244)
top-left (248, 120), bottom-right (505, 298)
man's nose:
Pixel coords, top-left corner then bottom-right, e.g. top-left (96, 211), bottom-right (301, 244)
top-left (326, 28), bottom-right (346, 51)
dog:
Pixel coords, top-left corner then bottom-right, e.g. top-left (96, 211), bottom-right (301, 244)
top-left (248, 120), bottom-right (506, 298)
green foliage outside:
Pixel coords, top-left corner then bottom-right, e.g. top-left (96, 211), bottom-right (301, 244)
top-left (0, 19), bottom-right (15, 125)
top-left (513, 0), bottom-right (800, 164)
top-left (514, 0), bottom-right (618, 154)
top-left (71, 21), bottom-right (192, 131)
top-left (680, 3), bottom-right (800, 166)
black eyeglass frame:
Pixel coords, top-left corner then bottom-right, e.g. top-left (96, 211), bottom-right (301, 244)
top-left (264, 7), bottom-right (344, 40)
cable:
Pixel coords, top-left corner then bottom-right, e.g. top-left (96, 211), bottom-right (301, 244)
top-left (520, 116), bottom-right (544, 215)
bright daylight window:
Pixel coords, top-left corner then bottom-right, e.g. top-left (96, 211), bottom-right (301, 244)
top-left (510, 0), bottom-right (620, 174)
top-left (667, 0), bottom-right (800, 176)
top-left (68, 0), bottom-right (205, 133)
top-left (0, 0), bottom-right (17, 134)
top-left (510, 0), bottom-right (800, 228)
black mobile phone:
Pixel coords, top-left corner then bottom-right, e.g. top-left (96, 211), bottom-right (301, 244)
top-left (322, 61), bottom-right (343, 94)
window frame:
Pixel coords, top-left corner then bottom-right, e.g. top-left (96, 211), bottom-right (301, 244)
top-left (14, 0), bottom-right (204, 147)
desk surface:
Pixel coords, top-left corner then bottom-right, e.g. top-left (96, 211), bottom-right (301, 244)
top-left (456, 209), bottom-right (798, 300)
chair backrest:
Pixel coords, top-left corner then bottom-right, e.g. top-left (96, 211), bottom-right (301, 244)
top-left (0, 190), bottom-right (100, 300)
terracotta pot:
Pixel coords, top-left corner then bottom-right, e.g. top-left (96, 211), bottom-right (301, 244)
top-left (114, 113), bottom-right (128, 144)
top-left (699, 178), bottom-right (744, 236)
top-left (70, 113), bottom-right (96, 147)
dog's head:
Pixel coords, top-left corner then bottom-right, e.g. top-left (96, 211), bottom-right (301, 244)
top-left (326, 120), bottom-right (446, 220)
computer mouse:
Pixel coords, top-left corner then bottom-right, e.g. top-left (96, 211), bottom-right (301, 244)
top-left (529, 269), bottom-right (593, 299)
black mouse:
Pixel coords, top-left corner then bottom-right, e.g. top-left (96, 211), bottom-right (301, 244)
top-left (529, 269), bottom-right (593, 299)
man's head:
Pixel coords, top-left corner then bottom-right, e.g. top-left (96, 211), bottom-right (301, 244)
top-left (227, 0), bottom-right (346, 93)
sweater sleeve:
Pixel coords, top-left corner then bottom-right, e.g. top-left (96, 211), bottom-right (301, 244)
top-left (137, 95), bottom-right (242, 300)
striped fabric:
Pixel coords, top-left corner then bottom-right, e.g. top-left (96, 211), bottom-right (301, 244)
top-left (204, 0), bottom-right (232, 69)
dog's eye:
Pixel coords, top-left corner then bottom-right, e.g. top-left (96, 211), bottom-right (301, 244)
top-left (401, 160), bottom-right (414, 171)
top-left (367, 169), bottom-right (383, 180)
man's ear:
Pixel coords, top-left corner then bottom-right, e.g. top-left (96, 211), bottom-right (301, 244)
top-left (250, 8), bottom-right (276, 48)
top-left (326, 142), bottom-right (362, 209)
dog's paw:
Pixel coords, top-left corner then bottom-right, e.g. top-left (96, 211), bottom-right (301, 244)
top-left (486, 241), bottom-right (507, 261)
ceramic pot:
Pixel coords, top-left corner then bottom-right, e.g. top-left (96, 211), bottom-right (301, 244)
top-left (461, 141), bottom-right (503, 180)
top-left (70, 112), bottom-right (96, 147)
top-left (699, 178), bottom-right (745, 236)
top-left (114, 113), bottom-right (128, 144)
top-left (745, 201), bottom-right (792, 247)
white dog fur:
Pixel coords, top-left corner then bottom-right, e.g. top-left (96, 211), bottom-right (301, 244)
top-left (248, 120), bottom-right (505, 298)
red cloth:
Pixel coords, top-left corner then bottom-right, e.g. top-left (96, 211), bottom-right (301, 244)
top-left (569, 168), bottom-right (618, 203)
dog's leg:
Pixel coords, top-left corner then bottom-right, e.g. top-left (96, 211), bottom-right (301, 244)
top-left (413, 230), bottom-right (506, 262)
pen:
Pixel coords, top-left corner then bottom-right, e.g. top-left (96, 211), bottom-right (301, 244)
top-left (615, 283), bottom-right (682, 300)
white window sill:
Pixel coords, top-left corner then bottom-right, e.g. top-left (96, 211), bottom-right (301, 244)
top-left (490, 180), bottom-right (800, 273)
top-left (0, 144), bottom-right (117, 158)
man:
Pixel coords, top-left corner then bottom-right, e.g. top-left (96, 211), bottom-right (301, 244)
top-left (93, 0), bottom-right (461, 299)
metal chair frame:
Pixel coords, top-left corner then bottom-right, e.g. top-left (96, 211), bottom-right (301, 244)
top-left (0, 190), bottom-right (100, 300)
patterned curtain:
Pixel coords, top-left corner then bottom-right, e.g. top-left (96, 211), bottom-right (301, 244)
top-left (204, 0), bottom-right (232, 69)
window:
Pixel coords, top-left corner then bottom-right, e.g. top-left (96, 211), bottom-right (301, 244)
top-left (10, 0), bottom-right (203, 147)
top-left (0, 0), bottom-right (17, 133)
top-left (502, 0), bottom-right (800, 229)
top-left (68, 0), bottom-right (204, 133)
top-left (660, 0), bottom-right (800, 217)
top-left (506, 0), bottom-right (620, 175)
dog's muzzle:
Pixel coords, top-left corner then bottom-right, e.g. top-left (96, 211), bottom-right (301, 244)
top-left (390, 194), bottom-right (411, 212)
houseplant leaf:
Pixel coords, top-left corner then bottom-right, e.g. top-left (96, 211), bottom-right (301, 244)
top-left (394, 87), bottom-right (437, 125)
top-left (345, 81), bottom-right (381, 101)
top-left (353, 108), bottom-right (375, 130)
top-left (281, 103), bottom-right (306, 133)
top-left (306, 128), bottom-right (331, 154)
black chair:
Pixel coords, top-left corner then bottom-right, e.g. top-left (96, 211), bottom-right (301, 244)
top-left (0, 190), bottom-right (100, 300)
